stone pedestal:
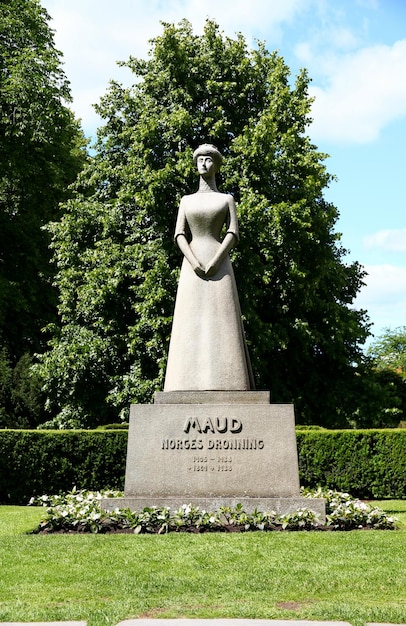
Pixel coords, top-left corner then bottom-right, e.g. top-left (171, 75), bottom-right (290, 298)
top-left (102, 392), bottom-right (325, 520)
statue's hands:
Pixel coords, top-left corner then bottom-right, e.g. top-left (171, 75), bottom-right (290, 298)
top-left (205, 259), bottom-right (220, 278)
top-left (205, 232), bottom-right (236, 277)
top-left (192, 258), bottom-right (206, 278)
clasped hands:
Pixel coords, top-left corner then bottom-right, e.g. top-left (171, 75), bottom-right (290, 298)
top-left (191, 257), bottom-right (220, 278)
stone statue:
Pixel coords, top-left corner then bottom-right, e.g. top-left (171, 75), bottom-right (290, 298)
top-left (103, 149), bottom-right (324, 522)
top-left (164, 144), bottom-right (254, 391)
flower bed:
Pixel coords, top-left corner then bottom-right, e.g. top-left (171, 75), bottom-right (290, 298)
top-left (28, 487), bottom-right (399, 534)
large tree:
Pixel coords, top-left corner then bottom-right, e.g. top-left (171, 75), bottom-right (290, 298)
top-left (367, 326), bottom-right (406, 373)
top-left (351, 327), bottom-right (406, 428)
top-left (0, 0), bottom-right (87, 364)
top-left (37, 19), bottom-right (370, 428)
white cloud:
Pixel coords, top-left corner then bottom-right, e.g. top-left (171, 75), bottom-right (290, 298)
top-left (42, 1), bottom-right (406, 146)
top-left (321, 26), bottom-right (360, 51)
top-left (43, 0), bottom-right (305, 136)
top-left (294, 7), bottom-right (363, 65)
top-left (159, 0), bottom-right (304, 39)
top-left (355, 264), bottom-right (406, 333)
top-left (356, 0), bottom-right (379, 10)
top-left (364, 229), bottom-right (406, 253)
top-left (309, 40), bottom-right (406, 143)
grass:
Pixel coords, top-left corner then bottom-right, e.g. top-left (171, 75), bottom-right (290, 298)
top-left (370, 500), bottom-right (406, 528)
top-left (0, 503), bottom-right (405, 626)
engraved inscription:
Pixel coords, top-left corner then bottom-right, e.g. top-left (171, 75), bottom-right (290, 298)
top-left (163, 418), bottom-right (265, 456)
top-left (162, 438), bottom-right (264, 451)
top-left (162, 437), bottom-right (264, 450)
top-left (188, 455), bottom-right (209, 473)
top-left (208, 438), bottom-right (264, 449)
top-left (192, 465), bottom-right (208, 471)
top-left (161, 438), bottom-right (203, 450)
top-left (184, 416), bottom-right (242, 434)
top-left (188, 455), bottom-right (234, 473)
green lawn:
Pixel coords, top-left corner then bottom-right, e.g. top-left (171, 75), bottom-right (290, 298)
top-left (0, 504), bottom-right (405, 626)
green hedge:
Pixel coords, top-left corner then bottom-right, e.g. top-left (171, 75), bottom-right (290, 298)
top-left (297, 429), bottom-right (406, 499)
top-left (0, 430), bottom-right (127, 504)
top-left (1, 429), bottom-right (405, 504)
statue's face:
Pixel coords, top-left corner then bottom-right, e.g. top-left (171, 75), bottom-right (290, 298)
top-left (196, 155), bottom-right (217, 176)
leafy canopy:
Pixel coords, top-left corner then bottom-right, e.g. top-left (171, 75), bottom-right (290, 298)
top-left (352, 327), bottom-right (406, 428)
top-left (368, 326), bottom-right (406, 374)
top-left (0, 0), bottom-right (87, 362)
top-left (37, 19), bottom-right (370, 428)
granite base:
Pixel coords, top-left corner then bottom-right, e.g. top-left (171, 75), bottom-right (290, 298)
top-left (101, 393), bottom-right (325, 521)
top-left (101, 496), bottom-right (325, 519)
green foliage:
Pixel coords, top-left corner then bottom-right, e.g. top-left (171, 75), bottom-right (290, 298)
top-left (297, 429), bottom-right (406, 499)
top-left (302, 487), bottom-right (399, 530)
top-left (96, 423), bottom-right (129, 430)
top-left (0, 348), bottom-right (12, 425)
top-left (36, 19), bottom-right (369, 428)
top-left (2, 428), bottom-right (406, 504)
top-left (350, 327), bottom-right (406, 428)
top-left (368, 326), bottom-right (406, 373)
top-left (0, 0), bottom-right (87, 362)
top-left (0, 348), bottom-right (45, 427)
top-left (351, 364), bottom-right (406, 428)
top-left (0, 429), bottom-right (127, 504)
top-left (29, 487), bottom-right (397, 534)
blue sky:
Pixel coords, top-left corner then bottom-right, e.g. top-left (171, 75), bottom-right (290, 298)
top-left (42, 0), bottom-right (406, 343)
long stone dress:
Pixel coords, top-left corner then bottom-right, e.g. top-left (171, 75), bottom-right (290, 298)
top-left (164, 190), bottom-right (253, 391)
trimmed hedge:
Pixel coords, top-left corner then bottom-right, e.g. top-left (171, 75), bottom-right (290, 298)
top-left (0, 430), bottom-right (127, 504)
top-left (1, 428), bottom-right (405, 504)
top-left (297, 429), bottom-right (406, 499)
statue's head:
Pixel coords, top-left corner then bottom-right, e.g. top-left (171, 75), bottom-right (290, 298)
top-left (193, 144), bottom-right (223, 172)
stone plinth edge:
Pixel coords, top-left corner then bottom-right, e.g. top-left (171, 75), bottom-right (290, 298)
top-left (124, 403), bottom-right (301, 498)
top-left (154, 391), bottom-right (271, 404)
top-left (116, 400), bottom-right (326, 523)
top-left (101, 496), bottom-right (325, 521)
